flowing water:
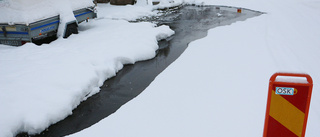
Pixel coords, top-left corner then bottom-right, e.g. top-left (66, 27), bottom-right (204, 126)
top-left (18, 5), bottom-right (262, 137)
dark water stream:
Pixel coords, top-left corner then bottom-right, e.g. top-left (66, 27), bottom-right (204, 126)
top-left (19, 5), bottom-right (261, 137)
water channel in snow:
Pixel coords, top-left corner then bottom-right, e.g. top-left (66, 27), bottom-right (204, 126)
top-left (19, 5), bottom-right (262, 137)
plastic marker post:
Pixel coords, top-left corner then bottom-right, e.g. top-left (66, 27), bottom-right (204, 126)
top-left (263, 73), bottom-right (313, 137)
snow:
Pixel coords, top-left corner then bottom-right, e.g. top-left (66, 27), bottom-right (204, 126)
top-left (0, 1), bottom-right (174, 136)
top-left (0, 0), bottom-right (94, 24)
top-left (68, 0), bottom-right (320, 137)
top-left (96, 3), bottom-right (156, 21)
top-left (275, 76), bottom-right (309, 84)
top-left (0, 0), bottom-right (319, 137)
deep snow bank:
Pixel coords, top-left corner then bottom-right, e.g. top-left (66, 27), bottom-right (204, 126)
top-left (0, 4), bottom-right (174, 137)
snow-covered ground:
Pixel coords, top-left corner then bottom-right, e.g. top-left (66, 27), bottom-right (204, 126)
top-left (0, 1), bottom-right (174, 136)
top-left (0, 0), bottom-right (319, 137)
top-left (68, 0), bottom-right (320, 137)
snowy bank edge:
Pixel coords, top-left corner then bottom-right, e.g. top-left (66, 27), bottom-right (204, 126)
top-left (0, 19), bottom-right (174, 137)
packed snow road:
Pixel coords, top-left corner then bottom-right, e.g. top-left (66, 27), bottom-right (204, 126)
top-left (19, 5), bottom-right (261, 137)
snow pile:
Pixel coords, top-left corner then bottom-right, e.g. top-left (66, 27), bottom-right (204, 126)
top-left (96, 0), bottom-right (182, 21)
top-left (96, 3), bottom-right (156, 21)
top-left (0, 3), bottom-right (174, 137)
top-left (0, 0), bottom-right (94, 24)
top-left (68, 0), bottom-right (320, 137)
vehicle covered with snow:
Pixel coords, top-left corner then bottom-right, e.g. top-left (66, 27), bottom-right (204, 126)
top-left (0, 0), bottom-right (97, 46)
